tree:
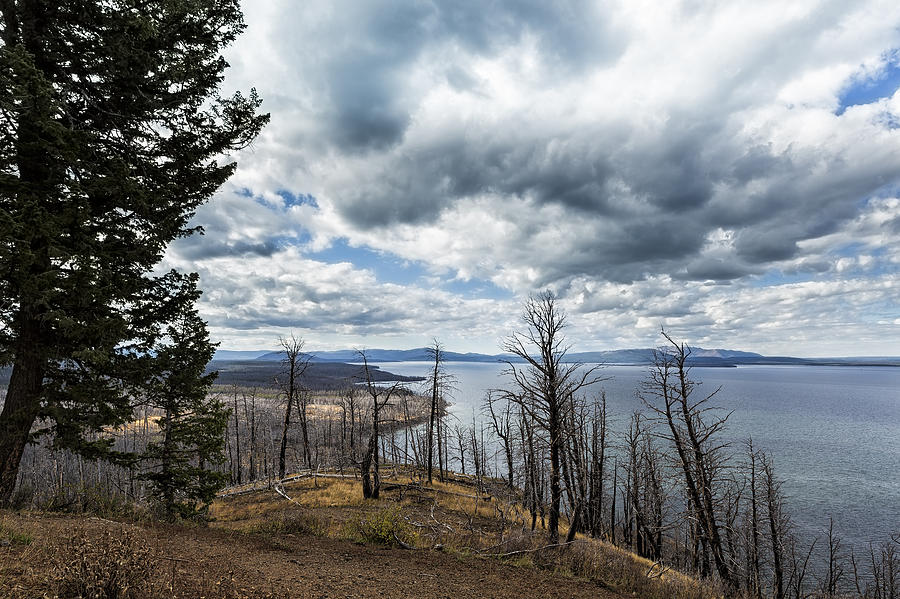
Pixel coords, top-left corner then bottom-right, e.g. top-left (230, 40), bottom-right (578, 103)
top-left (500, 291), bottom-right (603, 543)
top-left (0, 0), bottom-right (268, 504)
top-left (425, 339), bottom-right (455, 484)
top-left (140, 277), bottom-right (228, 520)
top-left (276, 334), bottom-right (309, 479)
top-left (358, 350), bottom-right (401, 499)
top-left (762, 452), bottom-right (787, 599)
top-left (426, 339), bottom-right (443, 484)
top-left (485, 391), bottom-right (515, 488)
top-left (640, 331), bottom-right (736, 590)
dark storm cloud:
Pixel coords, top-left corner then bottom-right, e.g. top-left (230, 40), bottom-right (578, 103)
top-left (268, 0), bottom-right (623, 155)
top-left (213, 303), bottom-right (408, 332)
top-left (886, 214), bottom-right (900, 233)
top-left (677, 258), bottom-right (761, 282)
top-left (174, 238), bottom-right (282, 261)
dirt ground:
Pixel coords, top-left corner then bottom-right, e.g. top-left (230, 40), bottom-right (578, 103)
top-left (0, 510), bottom-right (622, 598)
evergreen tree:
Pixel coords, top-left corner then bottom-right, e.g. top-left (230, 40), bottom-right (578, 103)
top-left (0, 0), bottom-right (268, 504)
top-left (141, 275), bottom-right (228, 520)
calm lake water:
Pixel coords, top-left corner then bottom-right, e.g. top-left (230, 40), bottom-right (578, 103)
top-left (372, 361), bottom-right (900, 549)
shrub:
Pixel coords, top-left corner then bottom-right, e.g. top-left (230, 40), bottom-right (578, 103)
top-left (249, 510), bottom-right (328, 537)
top-left (344, 505), bottom-right (418, 548)
top-left (49, 528), bottom-right (287, 598)
top-left (52, 529), bottom-right (160, 598)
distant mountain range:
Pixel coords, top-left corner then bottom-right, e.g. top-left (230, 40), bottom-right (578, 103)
top-left (213, 347), bottom-right (900, 368)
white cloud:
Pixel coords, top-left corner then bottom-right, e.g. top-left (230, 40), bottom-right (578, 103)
top-left (170, 0), bottom-right (900, 355)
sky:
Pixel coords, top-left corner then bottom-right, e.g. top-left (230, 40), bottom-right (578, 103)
top-left (162, 0), bottom-right (900, 357)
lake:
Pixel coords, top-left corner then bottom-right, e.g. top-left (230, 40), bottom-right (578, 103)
top-left (372, 361), bottom-right (900, 550)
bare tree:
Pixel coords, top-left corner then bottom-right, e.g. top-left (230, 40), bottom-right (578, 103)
top-left (789, 536), bottom-right (817, 599)
top-left (822, 516), bottom-right (845, 597)
top-left (762, 452), bottom-right (787, 599)
top-left (746, 438), bottom-right (763, 599)
top-left (232, 385), bottom-right (242, 484)
top-left (499, 291), bottom-right (603, 544)
top-left (587, 392), bottom-right (608, 539)
top-left (276, 334), bottom-right (309, 479)
top-left (242, 388), bottom-right (260, 482)
top-left (454, 423), bottom-right (468, 475)
top-left (485, 391), bottom-right (515, 488)
top-left (640, 330), bottom-right (736, 590)
top-left (426, 339), bottom-right (454, 484)
top-left (358, 350), bottom-right (401, 499)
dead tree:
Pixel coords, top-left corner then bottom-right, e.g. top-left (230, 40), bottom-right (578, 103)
top-left (761, 452), bottom-right (787, 599)
top-left (232, 385), bottom-right (242, 484)
top-left (276, 334), bottom-right (309, 479)
top-left (339, 384), bottom-right (360, 466)
top-left (242, 388), bottom-right (259, 482)
top-left (358, 351), bottom-right (401, 499)
top-left (499, 291), bottom-right (603, 544)
top-left (295, 386), bottom-right (312, 469)
top-left (822, 516), bottom-right (845, 597)
top-left (789, 535), bottom-right (817, 599)
top-left (517, 406), bottom-right (540, 530)
top-left (426, 340), bottom-right (442, 483)
top-left (454, 424), bottom-right (468, 475)
top-left (746, 438), bottom-right (763, 599)
top-left (425, 340), bottom-right (455, 483)
top-left (640, 330), bottom-right (736, 590)
top-left (587, 392), bottom-right (608, 538)
top-left (486, 391), bottom-right (516, 488)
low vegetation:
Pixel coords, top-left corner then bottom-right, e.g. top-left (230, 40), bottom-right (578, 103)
top-left (209, 469), bottom-right (721, 599)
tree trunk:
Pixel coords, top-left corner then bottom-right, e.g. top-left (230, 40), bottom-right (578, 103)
top-left (233, 391), bottom-right (242, 485)
top-left (548, 399), bottom-right (562, 544)
top-left (765, 460), bottom-right (785, 599)
top-left (427, 358), bottom-right (438, 484)
top-left (278, 398), bottom-right (291, 480)
top-left (0, 317), bottom-right (45, 505)
top-left (297, 391), bottom-right (311, 468)
top-left (161, 407), bottom-right (175, 518)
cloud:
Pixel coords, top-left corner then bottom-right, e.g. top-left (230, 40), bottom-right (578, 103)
top-left (167, 0), bottom-right (900, 355)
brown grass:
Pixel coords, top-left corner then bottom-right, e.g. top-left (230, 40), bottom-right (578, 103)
top-left (1, 471), bottom-right (723, 599)
top-left (209, 471), bottom-right (721, 599)
top-left (0, 518), bottom-right (288, 598)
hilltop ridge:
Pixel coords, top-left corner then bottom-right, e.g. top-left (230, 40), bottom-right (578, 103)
top-left (213, 346), bottom-right (899, 368)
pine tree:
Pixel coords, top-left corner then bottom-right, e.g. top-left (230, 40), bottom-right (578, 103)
top-left (140, 276), bottom-right (228, 520)
top-left (0, 0), bottom-right (268, 504)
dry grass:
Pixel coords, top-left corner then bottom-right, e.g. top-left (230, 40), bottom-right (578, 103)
top-left (1, 472), bottom-right (722, 599)
top-left (209, 471), bottom-right (723, 599)
top-left (0, 519), bottom-right (288, 599)
top-left (212, 478), bottom-right (364, 523)
top-left (486, 532), bottom-right (722, 599)
top-left (0, 517), bottom-right (33, 547)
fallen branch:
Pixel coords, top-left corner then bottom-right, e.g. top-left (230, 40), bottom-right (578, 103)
top-left (218, 472), bottom-right (358, 498)
top-left (273, 483), bottom-right (303, 507)
top-left (393, 531), bottom-right (415, 550)
top-left (646, 560), bottom-right (670, 579)
top-left (430, 503), bottom-right (454, 533)
top-left (492, 540), bottom-right (583, 558)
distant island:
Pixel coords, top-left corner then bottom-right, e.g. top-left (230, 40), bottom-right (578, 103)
top-left (213, 346), bottom-right (900, 368)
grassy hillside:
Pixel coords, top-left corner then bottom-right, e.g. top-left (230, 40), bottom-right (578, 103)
top-left (1, 468), bottom-right (721, 599)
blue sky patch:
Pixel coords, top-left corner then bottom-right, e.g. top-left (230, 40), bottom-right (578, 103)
top-left (750, 270), bottom-right (815, 288)
top-left (310, 239), bottom-right (427, 285)
top-left (837, 52), bottom-right (900, 115)
top-left (308, 238), bottom-right (513, 299)
top-left (442, 276), bottom-right (514, 300)
top-left (276, 190), bottom-right (319, 209)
